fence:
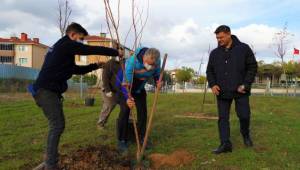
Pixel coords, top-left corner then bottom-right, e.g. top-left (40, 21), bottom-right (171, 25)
top-left (0, 64), bottom-right (88, 95)
top-left (0, 64), bottom-right (39, 80)
top-left (167, 82), bottom-right (300, 97)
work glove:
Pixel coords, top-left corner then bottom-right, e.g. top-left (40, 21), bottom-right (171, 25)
top-left (105, 91), bottom-right (113, 98)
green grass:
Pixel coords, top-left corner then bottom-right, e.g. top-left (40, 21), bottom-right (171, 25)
top-left (0, 93), bottom-right (300, 169)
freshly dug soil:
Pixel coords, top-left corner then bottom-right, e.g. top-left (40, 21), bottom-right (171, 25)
top-left (59, 145), bottom-right (131, 170)
top-left (148, 149), bottom-right (195, 169)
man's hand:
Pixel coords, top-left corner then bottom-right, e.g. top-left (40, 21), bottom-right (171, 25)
top-left (237, 85), bottom-right (246, 94)
top-left (118, 47), bottom-right (125, 58)
top-left (96, 62), bottom-right (105, 68)
top-left (126, 97), bottom-right (135, 109)
top-left (211, 85), bottom-right (221, 95)
top-left (122, 82), bottom-right (130, 89)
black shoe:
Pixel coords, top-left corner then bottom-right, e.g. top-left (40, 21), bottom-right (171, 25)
top-left (118, 140), bottom-right (129, 153)
top-left (243, 135), bottom-right (253, 147)
top-left (97, 122), bottom-right (105, 130)
top-left (212, 142), bottom-right (232, 154)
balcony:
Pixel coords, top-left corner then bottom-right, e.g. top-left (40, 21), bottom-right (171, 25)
top-left (0, 44), bottom-right (15, 57)
top-left (0, 56), bottom-right (14, 64)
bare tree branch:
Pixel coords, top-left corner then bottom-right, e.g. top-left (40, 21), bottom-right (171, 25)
top-left (136, 0), bottom-right (149, 47)
top-left (272, 23), bottom-right (294, 95)
top-left (57, 0), bottom-right (72, 37)
top-left (132, 0), bottom-right (138, 51)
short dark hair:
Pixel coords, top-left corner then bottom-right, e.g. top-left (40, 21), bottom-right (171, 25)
top-left (214, 25), bottom-right (231, 34)
top-left (66, 22), bottom-right (88, 36)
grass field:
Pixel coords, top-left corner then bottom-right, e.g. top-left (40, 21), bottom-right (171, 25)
top-left (0, 93), bottom-right (300, 169)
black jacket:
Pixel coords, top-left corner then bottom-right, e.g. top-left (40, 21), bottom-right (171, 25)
top-left (33, 35), bottom-right (119, 94)
top-left (206, 35), bottom-right (257, 99)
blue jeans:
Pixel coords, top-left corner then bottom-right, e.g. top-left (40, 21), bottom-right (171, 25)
top-left (34, 89), bottom-right (65, 168)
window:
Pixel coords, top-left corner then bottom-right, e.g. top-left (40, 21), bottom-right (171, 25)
top-left (0, 44), bottom-right (14, 51)
top-left (18, 45), bottom-right (27, 51)
top-left (0, 56), bottom-right (13, 63)
top-left (19, 58), bottom-right (28, 65)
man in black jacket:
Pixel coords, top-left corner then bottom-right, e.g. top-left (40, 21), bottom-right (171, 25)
top-left (30, 22), bottom-right (122, 170)
top-left (206, 25), bottom-right (257, 154)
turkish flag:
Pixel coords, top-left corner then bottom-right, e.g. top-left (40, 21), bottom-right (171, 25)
top-left (294, 48), bottom-right (300, 55)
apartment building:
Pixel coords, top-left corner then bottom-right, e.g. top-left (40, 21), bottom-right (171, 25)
top-left (0, 33), bottom-right (48, 69)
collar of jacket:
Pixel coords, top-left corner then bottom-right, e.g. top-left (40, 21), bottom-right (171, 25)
top-left (134, 47), bottom-right (149, 63)
top-left (63, 35), bottom-right (71, 41)
top-left (218, 35), bottom-right (241, 51)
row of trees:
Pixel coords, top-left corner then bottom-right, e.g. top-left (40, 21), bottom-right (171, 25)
top-left (174, 67), bottom-right (206, 85)
top-left (172, 60), bottom-right (300, 86)
top-left (257, 60), bottom-right (300, 84)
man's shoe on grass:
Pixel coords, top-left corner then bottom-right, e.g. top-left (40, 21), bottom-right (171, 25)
top-left (118, 140), bottom-right (129, 154)
top-left (243, 135), bottom-right (253, 147)
top-left (97, 122), bottom-right (105, 130)
top-left (45, 165), bottom-right (60, 170)
top-left (212, 142), bottom-right (232, 154)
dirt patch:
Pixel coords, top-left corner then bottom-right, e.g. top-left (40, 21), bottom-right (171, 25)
top-left (254, 146), bottom-right (269, 153)
top-left (59, 145), bottom-right (131, 170)
top-left (175, 112), bottom-right (218, 120)
top-left (65, 102), bottom-right (85, 108)
top-left (0, 93), bottom-right (32, 102)
top-left (148, 149), bottom-right (195, 169)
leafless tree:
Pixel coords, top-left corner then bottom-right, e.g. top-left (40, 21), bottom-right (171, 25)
top-left (272, 23), bottom-right (294, 95)
top-left (201, 45), bottom-right (212, 112)
top-left (57, 0), bottom-right (72, 37)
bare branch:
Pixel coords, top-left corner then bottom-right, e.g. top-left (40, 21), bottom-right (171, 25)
top-left (104, 0), bottom-right (121, 44)
top-left (132, 0), bottom-right (138, 51)
top-left (117, 0), bottom-right (121, 30)
top-left (57, 0), bottom-right (72, 37)
top-left (136, 0), bottom-right (149, 47)
top-left (271, 22), bottom-right (294, 95)
top-left (124, 7), bottom-right (143, 46)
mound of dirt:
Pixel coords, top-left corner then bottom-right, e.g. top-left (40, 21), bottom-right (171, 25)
top-left (59, 145), bottom-right (131, 170)
top-left (148, 149), bottom-right (195, 169)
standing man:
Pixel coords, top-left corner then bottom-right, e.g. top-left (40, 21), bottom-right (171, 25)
top-left (206, 25), bottom-right (257, 154)
top-left (29, 22), bottom-right (122, 170)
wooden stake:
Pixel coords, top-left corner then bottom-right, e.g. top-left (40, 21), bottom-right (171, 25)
top-left (138, 54), bottom-right (168, 162)
top-left (201, 80), bottom-right (207, 113)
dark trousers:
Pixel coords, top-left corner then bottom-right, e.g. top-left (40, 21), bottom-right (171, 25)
top-left (117, 95), bottom-right (130, 141)
top-left (217, 95), bottom-right (251, 143)
top-left (132, 89), bottom-right (147, 140)
top-left (34, 89), bottom-right (65, 168)
top-left (117, 89), bottom-right (147, 141)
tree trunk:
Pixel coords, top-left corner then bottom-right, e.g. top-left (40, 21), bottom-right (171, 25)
top-left (281, 59), bottom-right (288, 96)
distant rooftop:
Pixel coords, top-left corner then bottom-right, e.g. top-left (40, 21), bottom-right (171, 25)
top-left (85, 33), bottom-right (132, 51)
top-left (0, 33), bottom-right (48, 48)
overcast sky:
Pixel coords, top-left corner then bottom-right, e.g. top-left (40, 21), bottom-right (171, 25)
top-left (1, 0), bottom-right (299, 72)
